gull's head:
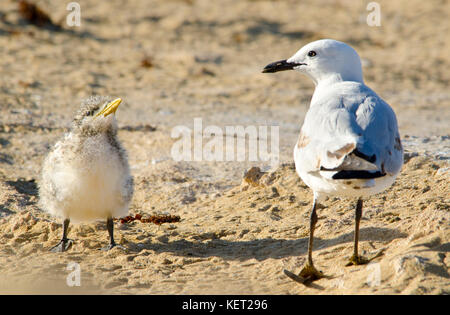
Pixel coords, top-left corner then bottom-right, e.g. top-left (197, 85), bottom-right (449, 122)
top-left (73, 96), bottom-right (122, 135)
top-left (262, 39), bottom-right (363, 84)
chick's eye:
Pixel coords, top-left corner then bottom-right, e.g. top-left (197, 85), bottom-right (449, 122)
top-left (308, 51), bottom-right (317, 57)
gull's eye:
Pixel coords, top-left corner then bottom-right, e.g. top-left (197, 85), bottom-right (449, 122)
top-left (308, 51), bottom-right (317, 57)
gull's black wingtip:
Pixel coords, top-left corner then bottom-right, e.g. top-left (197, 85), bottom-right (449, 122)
top-left (352, 149), bottom-right (377, 163)
top-left (332, 170), bottom-right (386, 180)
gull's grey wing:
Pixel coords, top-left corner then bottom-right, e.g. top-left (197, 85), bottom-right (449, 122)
top-left (296, 82), bottom-right (403, 178)
top-left (352, 90), bottom-right (403, 175)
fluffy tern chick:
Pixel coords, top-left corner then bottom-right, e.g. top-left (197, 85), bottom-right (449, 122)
top-left (40, 97), bottom-right (133, 252)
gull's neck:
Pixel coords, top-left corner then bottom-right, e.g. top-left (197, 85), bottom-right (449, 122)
top-left (310, 72), bottom-right (364, 105)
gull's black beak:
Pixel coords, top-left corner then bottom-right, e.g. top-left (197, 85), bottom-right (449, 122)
top-left (262, 60), bottom-right (306, 73)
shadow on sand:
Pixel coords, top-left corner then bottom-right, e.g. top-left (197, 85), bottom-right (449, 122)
top-left (126, 226), bottom-right (408, 261)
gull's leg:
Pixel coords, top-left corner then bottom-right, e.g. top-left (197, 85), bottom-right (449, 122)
top-left (99, 216), bottom-right (125, 251)
top-left (346, 198), bottom-right (369, 266)
top-left (284, 198), bottom-right (323, 283)
top-left (50, 218), bottom-right (73, 252)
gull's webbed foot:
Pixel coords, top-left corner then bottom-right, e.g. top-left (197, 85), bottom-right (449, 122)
top-left (284, 264), bottom-right (324, 284)
top-left (346, 249), bottom-right (384, 267)
top-left (345, 254), bottom-right (369, 266)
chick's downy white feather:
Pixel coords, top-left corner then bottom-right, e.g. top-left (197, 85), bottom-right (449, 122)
top-left (40, 96), bottom-right (133, 252)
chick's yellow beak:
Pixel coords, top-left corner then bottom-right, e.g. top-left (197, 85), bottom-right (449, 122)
top-left (95, 98), bottom-right (122, 117)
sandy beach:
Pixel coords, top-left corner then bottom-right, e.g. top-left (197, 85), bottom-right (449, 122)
top-left (0, 0), bottom-right (449, 294)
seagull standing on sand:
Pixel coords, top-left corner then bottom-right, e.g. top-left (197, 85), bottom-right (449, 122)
top-left (263, 39), bottom-right (403, 282)
top-left (40, 97), bottom-right (133, 252)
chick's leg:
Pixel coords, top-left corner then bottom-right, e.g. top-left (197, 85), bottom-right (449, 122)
top-left (50, 218), bottom-right (73, 252)
top-left (99, 217), bottom-right (124, 251)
